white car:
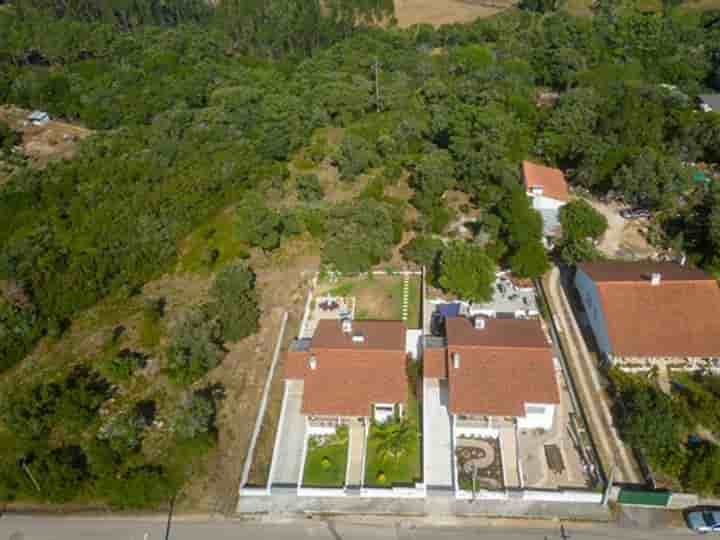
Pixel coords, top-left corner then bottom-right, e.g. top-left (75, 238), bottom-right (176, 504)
top-left (687, 509), bottom-right (720, 533)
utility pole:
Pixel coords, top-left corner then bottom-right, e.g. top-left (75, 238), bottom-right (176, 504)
top-left (165, 494), bottom-right (176, 540)
top-left (372, 58), bottom-right (382, 113)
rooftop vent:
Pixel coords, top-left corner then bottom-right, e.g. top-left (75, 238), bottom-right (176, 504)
top-left (474, 317), bottom-right (486, 330)
top-left (308, 355), bottom-right (317, 370)
top-left (352, 334), bottom-right (366, 344)
top-left (341, 318), bottom-right (352, 334)
top-left (650, 272), bottom-right (662, 286)
top-left (452, 352), bottom-right (461, 369)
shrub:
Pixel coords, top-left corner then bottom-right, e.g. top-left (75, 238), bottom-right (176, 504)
top-left (170, 391), bottom-right (217, 441)
top-left (166, 309), bottom-right (225, 385)
top-left (321, 457), bottom-right (332, 470)
top-left (207, 262), bottom-right (260, 342)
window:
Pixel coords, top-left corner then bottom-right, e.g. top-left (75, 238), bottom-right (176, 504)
top-left (526, 405), bottom-right (546, 415)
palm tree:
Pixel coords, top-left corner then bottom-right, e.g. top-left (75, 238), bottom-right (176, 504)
top-left (373, 418), bottom-right (416, 464)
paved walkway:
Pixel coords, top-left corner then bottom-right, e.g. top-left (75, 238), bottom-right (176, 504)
top-left (270, 381), bottom-right (307, 486)
top-left (499, 427), bottom-right (520, 488)
top-left (544, 268), bottom-right (642, 484)
top-left (347, 420), bottom-right (365, 487)
top-left (423, 378), bottom-right (454, 489)
top-left (236, 494), bottom-right (612, 522)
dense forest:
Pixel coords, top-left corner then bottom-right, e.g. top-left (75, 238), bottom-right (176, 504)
top-left (2, 0), bottom-right (720, 505)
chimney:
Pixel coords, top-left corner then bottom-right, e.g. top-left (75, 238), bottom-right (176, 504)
top-left (341, 318), bottom-right (352, 334)
top-left (452, 352), bottom-right (461, 369)
top-left (650, 272), bottom-right (662, 286)
top-left (308, 355), bottom-right (317, 370)
top-left (474, 317), bottom-right (486, 330)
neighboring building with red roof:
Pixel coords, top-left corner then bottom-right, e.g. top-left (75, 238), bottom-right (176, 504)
top-left (575, 261), bottom-right (720, 367)
top-left (424, 317), bottom-right (559, 437)
top-left (522, 160), bottom-right (569, 243)
top-left (284, 319), bottom-right (408, 431)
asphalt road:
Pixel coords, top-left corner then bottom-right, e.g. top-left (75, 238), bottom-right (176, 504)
top-left (0, 516), bottom-right (701, 540)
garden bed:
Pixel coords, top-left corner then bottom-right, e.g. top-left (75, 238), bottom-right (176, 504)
top-left (456, 437), bottom-right (504, 491)
top-left (364, 372), bottom-right (421, 487)
top-left (302, 428), bottom-right (349, 488)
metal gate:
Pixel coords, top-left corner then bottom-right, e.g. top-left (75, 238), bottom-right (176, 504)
top-left (617, 488), bottom-right (671, 507)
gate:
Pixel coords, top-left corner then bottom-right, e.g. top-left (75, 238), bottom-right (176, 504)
top-left (617, 488), bottom-right (671, 507)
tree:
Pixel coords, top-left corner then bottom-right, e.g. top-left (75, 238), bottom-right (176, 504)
top-left (438, 241), bottom-right (496, 302)
top-left (0, 120), bottom-right (20, 153)
top-left (334, 135), bottom-right (378, 181)
top-left (510, 241), bottom-right (550, 279)
top-left (685, 442), bottom-right (720, 496)
top-left (400, 235), bottom-right (445, 271)
top-left (559, 200), bottom-right (608, 242)
top-left (166, 310), bottom-right (225, 385)
top-left (610, 370), bottom-right (691, 477)
top-left (322, 199), bottom-right (399, 272)
top-left (235, 194), bottom-right (284, 251)
top-left (296, 173), bottom-right (324, 202)
top-left (497, 186), bottom-right (544, 250)
top-left (208, 262), bottom-right (259, 342)
top-left (556, 237), bottom-right (603, 264)
top-left (373, 418), bottom-right (416, 464)
top-left (410, 150), bottom-right (456, 212)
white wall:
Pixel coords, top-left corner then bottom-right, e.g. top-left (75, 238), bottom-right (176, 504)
top-left (530, 193), bottom-right (565, 211)
top-left (516, 403), bottom-right (555, 430)
top-left (574, 268), bottom-right (613, 358)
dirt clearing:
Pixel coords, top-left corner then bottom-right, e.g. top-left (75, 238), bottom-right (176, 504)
top-left (393, 0), bottom-right (513, 27)
top-left (586, 198), bottom-right (657, 260)
top-left (0, 105), bottom-right (92, 167)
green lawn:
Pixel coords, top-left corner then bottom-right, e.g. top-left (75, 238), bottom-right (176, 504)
top-left (321, 273), bottom-right (422, 329)
top-left (363, 375), bottom-right (421, 487)
top-left (302, 432), bottom-right (349, 488)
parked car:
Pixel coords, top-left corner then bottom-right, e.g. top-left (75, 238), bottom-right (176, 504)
top-left (686, 508), bottom-right (720, 533)
top-left (620, 207), bottom-right (651, 220)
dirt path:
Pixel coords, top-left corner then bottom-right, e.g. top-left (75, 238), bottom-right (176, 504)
top-left (544, 267), bottom-right (643, 485)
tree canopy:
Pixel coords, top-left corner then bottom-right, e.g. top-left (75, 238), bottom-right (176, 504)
top-left (438, 241), bottom-right (496, 303)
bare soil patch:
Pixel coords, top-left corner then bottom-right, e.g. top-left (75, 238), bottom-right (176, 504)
top-left (393, 0), bottom-right (513, 27)
top-left (586, 198), bottom-right (657, 260)
top-left (0, 106), bottom-right (92, 167)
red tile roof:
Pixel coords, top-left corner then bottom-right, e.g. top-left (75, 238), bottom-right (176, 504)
top-left (311, 319), bottom-right (406, 350)
top-left (445, 318), bottom-right (559, 416)
top-left (445, 317), bottom-right (549, 349)
top-left (578, 262), bottom-right (720, 358)
top-left (423, 346), bottom-right (447, 378)
top-left (284, 319), bottom-right (408, 417)
top-left (522, 160), bottom-right (569, 202)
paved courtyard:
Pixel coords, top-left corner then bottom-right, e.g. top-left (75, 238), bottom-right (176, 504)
top-left (423, 378), bottom-right (454, 489)
top-left (517, 367), bottom-right (593, 489)
top-left (270, 380), bottom-right (307, 486)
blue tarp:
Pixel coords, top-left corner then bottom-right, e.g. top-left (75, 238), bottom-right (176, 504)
top-left (437, 303), bottom-right (461, 318)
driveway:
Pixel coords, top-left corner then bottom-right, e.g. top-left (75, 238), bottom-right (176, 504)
top-left (270, 380), bottom-right (307, 486)
top-left (423, 378), bottom-right (454, 489)
top-left (543, 268), bottom-right (642, 484)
